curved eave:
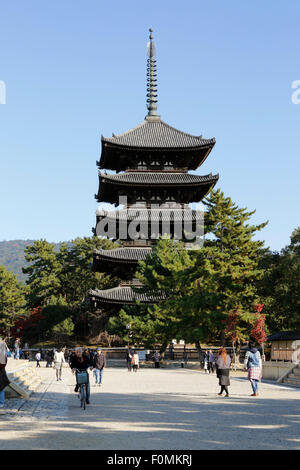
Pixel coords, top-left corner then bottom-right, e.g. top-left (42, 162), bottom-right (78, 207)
top-left (89, 287), bottom-right (160, 305)
top-left (95, 173), bottom-right (219, 203)
top-left (93, 247), bottom-right (152, 262)
top-left (98, 139), bottom-right (216, 171)
top-left (100, 137), bottom-right (216, 152)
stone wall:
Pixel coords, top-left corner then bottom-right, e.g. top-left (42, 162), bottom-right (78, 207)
top-left (262, 361), bottom-right (293, 380)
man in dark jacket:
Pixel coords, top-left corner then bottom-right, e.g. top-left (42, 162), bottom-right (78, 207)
top-left (93, 348), bottom-right (106, 386)
top-left (126, 346), bottom-right (134, 372)
top-left (69, 347), bottom-right (93, 403)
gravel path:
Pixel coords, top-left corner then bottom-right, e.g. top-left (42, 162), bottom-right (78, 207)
top-left (1, 366), bottom-right (299, 450)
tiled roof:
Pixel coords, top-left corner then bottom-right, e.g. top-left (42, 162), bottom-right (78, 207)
top-left (93, 247), bottom-right (152, 262)
top-left (267, 330), bottom-right (300, 341)
top-left (99, 172), bottom-right (218, 186)
top-left (89, 286), bottom-right (162, 304)
top-left (96, 208), bottom-right (201, 221)
top-left (102, 117), bottom-right (215, 149)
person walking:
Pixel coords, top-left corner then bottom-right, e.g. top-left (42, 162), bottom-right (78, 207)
top-left (93, 348), bottom-right (106, 386)
top-left (208, 350), bottom-right (215, 374)
top-left (132, 350), bottom-right (139, 372)
top-left (50, 348), bottom-right (55, 367)
top-left (14, 338), bottom-right (20, 360)
top-left (216, 347), bottom-right (231, 397)
top-left (83, 348), bottom-right (91, 363)
top-left (0, 339), bottom-right (10, 409)
top-left (204, 350), bottom-right (209, 374)
top-left (35, 350), bottom-right (41, 367)
top-left (126, 346), bottom-right (134, 372)
top-left (244, 341), bottom-right (262, 396)
top-left (54, 348), bottom-right (66, 381)
top-left (183, 350), bottom-right (188, 367)
top-left (153, 351), bottom-right (161, 369)
top-left (45, 350), bottom-right (52, 368)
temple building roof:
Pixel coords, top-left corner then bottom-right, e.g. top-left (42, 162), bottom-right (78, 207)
top-left (102, 117), bottom-right (215, 149)
top-left (89, 286), bottom-right (162, 305)
top-left (96, 171), bottom-right (218, 204)
top-left (267, 330), bottom-right (300, 341)
top-left (93, 247), bottom-right (152, 263)
top-left (98, 171), bottom-right (218, 186)
top-left (92, 247), bottom-right (152, 278)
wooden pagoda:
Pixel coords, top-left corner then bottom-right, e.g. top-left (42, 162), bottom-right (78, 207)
top-left (89, 29), bottom-right (219, 312)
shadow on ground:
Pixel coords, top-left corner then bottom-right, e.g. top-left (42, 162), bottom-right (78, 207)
top-left (1, 387), bottom-right (300, 450)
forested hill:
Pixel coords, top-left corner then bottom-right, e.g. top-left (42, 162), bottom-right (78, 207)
top-left (0, 240), bottom-right (69, 283)
top-left (0, 240), bottom-right (35, 283)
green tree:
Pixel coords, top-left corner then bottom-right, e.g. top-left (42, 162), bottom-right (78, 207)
top-left (58, 237), bottom-right (117, 312)
top-left (52, 317), bottom-right (74, 342)
top-left (162, 189), bottom-right (267, 353)
top-left (22, 236), bottom-right (119, 342)
top-left (0, 265), bottom-right (26, 338)
top-left (108, 238), bottom-right (195, 351)
top-left (257, 227), bottom-right (300, 331)
top-left (23, 240), bottom-right (61, 307)
top-left (109, 189), bottom-right (268, 354)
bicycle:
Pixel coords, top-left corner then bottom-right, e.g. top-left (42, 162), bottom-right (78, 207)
top-left (74, 368), bottom-right (89, 410)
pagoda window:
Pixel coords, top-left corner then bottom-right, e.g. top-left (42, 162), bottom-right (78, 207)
top-left (135, 195), bottom-right (147, 207)
top-left (137, 161), bottom-right (147, 170)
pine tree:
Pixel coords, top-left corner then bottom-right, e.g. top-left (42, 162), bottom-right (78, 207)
top-left (108, 189), bottom-right (268, 352)
top-left (23, 240), bottom-right (62, 307)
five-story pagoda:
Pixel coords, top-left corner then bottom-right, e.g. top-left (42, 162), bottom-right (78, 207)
top-left (90, 29), bottom-right (219, 312)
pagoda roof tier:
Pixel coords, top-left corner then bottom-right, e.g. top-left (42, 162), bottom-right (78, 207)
top-left (95, 172), bottom-right (218, 204)
top-left (89, 286), bottom-right (162, 306)
top-left (101, 117), bottom-right (215, 149)
top-left (92, 247), bottom-right (152, 278)
top-left (99, 118), bottom-right (215, 171)
top-left (98, 144), bottom-right (214, 172)
top-left (93, 247), bottom-right (152, 263)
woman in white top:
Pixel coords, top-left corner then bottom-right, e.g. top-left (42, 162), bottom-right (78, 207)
top-left (132, 351), bottom-right (139, 372)
top-left (54, 348), bottom-right (66, 381)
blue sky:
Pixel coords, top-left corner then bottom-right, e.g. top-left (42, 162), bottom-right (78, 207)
top-left (0, 0), bottom-right (299, 251)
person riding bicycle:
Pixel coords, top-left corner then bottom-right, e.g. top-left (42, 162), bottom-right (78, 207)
top-left (69, 347), bottom-right (93, 404)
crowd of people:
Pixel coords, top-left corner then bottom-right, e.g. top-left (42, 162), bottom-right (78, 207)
top-left (0, 337), bottom-right (263, 408)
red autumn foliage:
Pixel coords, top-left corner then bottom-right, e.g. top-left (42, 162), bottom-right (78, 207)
top-left (255, 303), bottom-right (264, 313)
top-left (11, 307), bottom-right (44, 338)
top-left (222, 308), bottom-right (239, 344)
top-left (251, 304), bottom-right (267, 344)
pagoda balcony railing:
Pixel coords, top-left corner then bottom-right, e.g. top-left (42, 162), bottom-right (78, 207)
top-left (122, 240), bottom-right (154, 247)
top-left (119, 279), bottom-right (143, 287)
top-left (125, 167), bottom-right (188, 173)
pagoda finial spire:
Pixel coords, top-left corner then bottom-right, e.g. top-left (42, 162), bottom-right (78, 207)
top-left (146, 28), bottom-right (159, 118)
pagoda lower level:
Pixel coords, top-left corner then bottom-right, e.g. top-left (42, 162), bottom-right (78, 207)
top-left (89, 29), bottom-right (219, 314)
